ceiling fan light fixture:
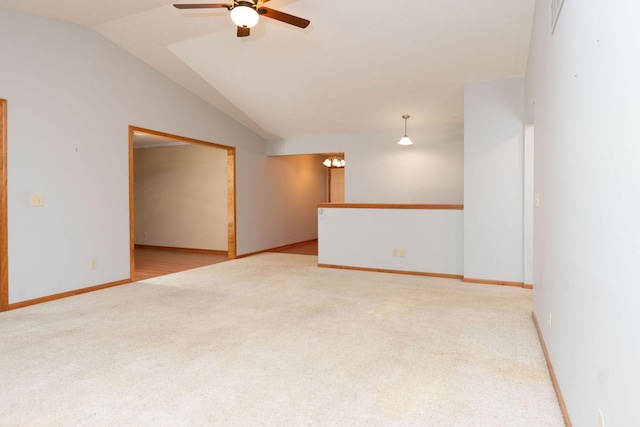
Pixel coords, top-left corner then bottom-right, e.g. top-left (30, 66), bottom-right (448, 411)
top-left (230, 5), bottom-right (259, 28)
top-left (173, 2), bottom-right (310, 37)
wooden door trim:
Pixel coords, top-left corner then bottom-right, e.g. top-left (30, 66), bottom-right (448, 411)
top-left (327, 167), bottom-right (332, 202)
top-left (0, 99), bottom-right (7, 311)
top-left (128, 126), bottom-right (238, 281)
top-left (227, 147), bottom-right (236, 259)
top-left (128, 128), bottom-right (135, 279)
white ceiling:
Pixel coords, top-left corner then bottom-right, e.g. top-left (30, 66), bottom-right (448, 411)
top-left (0, 0), bottom-right (535, 140)
top-left (132, 131), bottom-right (188, 149)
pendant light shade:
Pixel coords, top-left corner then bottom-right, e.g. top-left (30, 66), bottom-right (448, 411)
top-left (398, 136), bottom-right (413, 146)
top-left (230, 5), bottom-right (259, 28)
top-left (397, 115), bottom-right (413, 146)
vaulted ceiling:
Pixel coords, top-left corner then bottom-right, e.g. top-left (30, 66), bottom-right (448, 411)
top-left (0, 0), bottom-right (535, 139)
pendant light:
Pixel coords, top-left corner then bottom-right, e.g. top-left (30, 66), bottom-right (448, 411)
top-left (397, 115), bottom-right (413, 146)
top-left (323, 156), bottom-right (345, 168)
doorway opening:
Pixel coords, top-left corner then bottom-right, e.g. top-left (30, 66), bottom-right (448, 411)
top-left (324, 152), bottom-right (345, 203)
top-left (129, 126), bottom-right (236, 281)
top-left (328, 168), bottom-right (344, 203)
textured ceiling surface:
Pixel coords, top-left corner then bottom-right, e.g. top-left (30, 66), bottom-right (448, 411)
top-left (0, 0), bottom-right (535, 139)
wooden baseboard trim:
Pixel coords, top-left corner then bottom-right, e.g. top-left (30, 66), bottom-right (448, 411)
top-left (134, 245), bottom-right (228, 256)
top-left (6, 279), bottom-right (131, 310)
top-left (463, 277), bottom-right (528, 288)
top-left (317, 203), bottom-right (463, 210)
top-left (523, 283), bottom-right (534, 290)
top-left (318, 263), bottom-right (463, 280)
top-left (532, 312), bottom-right (572, 427)
top-left (236, 239), bottom-right (318, 259)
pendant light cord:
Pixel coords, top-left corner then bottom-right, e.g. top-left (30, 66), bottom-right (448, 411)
top-left (403, 115), bottom-right (410, 136)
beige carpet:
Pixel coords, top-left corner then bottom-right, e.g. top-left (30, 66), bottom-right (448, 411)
top-left (0, 253), bottom-right (564, 426)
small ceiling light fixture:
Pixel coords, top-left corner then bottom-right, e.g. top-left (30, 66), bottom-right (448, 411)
top-left (230, 2), bottom-right (260, 28)
top-left (397, 114), bottom-right (414, 146)
top-left (323, 156), bottom-right (345, 168)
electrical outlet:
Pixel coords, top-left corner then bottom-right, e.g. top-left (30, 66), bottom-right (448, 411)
top-left (91, 259), bottom-right (97, 270)
top-left (548, 312), bottom-right (553, 330)
top-left (399, 249), bottom-right (406, 258)
top-left (392, 248), bottom-right (397, 257)
top-left (30, 195), bottom-right (44, 207)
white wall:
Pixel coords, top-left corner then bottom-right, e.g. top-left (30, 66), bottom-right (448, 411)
top-left (0, 9), bottom-right (319, 303)
top-left (265, 154), bottom-right (328, 245)
top-left (463, 78), bottom-right (525, 283)
top-left (318, 207), bottom-right (463, 276)
top-left (268, 125), bottom-right (464, 204)
top-left (523, 125), bottom-right (534, 286)
top-left (133, 144), bottom-right (228, 251)
top-left (527, 1), bottom-right (640, 425)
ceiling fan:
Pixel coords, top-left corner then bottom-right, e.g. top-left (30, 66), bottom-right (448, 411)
top-left (173, 0), bottom-right (310, 37)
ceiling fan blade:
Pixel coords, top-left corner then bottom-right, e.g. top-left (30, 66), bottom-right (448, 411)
top-left (259, 7), bottom-right (310, 28)
top-left (237, 26), bottom-right (251, 37)
top-left (173, 3), bottom-right (231, 9)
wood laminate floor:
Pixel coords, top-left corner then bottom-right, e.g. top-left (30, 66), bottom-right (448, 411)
top-left (133, 247), bottom-right (229, 281)
top-left (133, 240), bottom-right (318, 281)
top-left (271, 240), bottom-right (318, 256)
